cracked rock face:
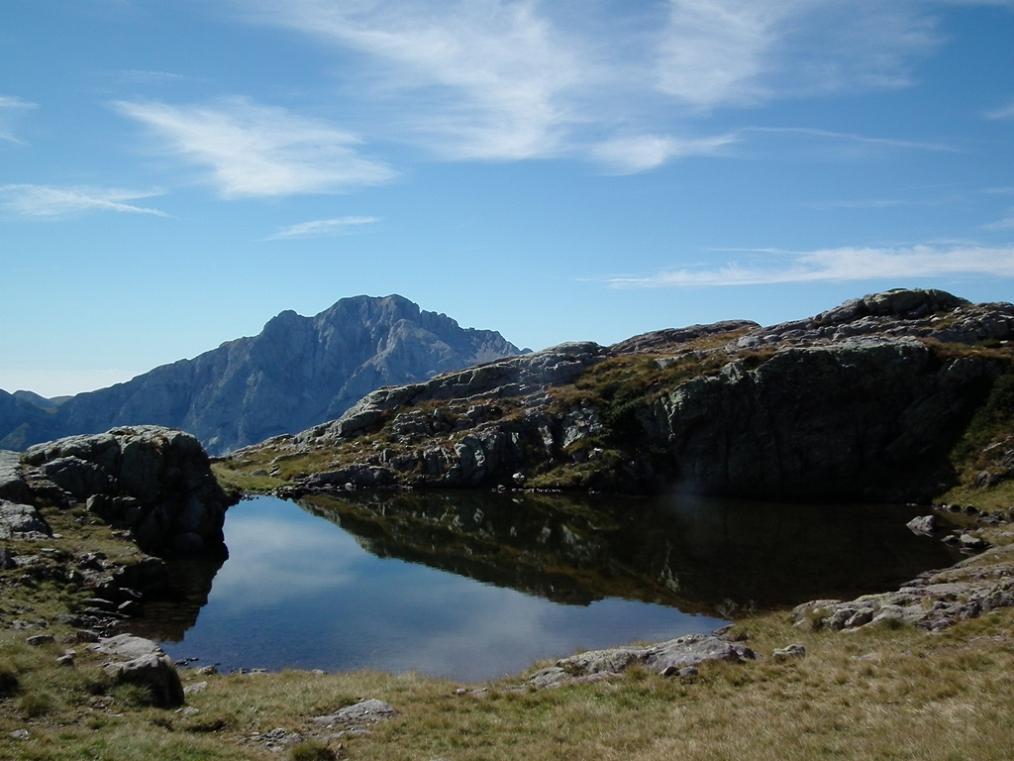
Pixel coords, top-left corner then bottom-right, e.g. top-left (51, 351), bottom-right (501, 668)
top-left (19, 426), bottom-right (234, 555)
top-left (0, 500), bottom-right (51, 539)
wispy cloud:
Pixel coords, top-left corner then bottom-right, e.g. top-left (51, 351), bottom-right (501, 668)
top-left (266, 215), bottom-right (380, 241)
top-left (117, 69), bottom-right (187, 85)
top-left (741, 126), bottom-right (956, 153)
top-left (984, 209), bottom-right (1014, 230)
top-left (242, 0), bottom-right (584, 161)
top-left (656, 1), bottom-right (939, 107)
top-left (0, 184), bottom-right (168, 218)
top-left (589, 133), bottom-right (738, 174)
top-left (984, 99), bottom-right (1014, 120)
top-left (113, 97), bottom-right (396, 198)
top-left (0, 95), bottom-right (37, 144)
top-left (603, 244), bottom-right (1014, 287)
top-left (237, 0), bottom-right (963, 171)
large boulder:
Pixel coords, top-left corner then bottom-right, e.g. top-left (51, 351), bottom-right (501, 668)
top-left (22, 426), bottom-right (233, 555)
top-left (94, 634), bottom-right (184, 708)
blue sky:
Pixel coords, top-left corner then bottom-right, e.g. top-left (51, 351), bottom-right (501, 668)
top-left (2, 0), bottom-right (1013, 396)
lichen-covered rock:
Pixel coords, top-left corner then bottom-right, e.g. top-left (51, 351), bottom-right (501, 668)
top-left (526, 634), bottom-right (755, 688)
top-left (21, 426), bottom-right (233, 555)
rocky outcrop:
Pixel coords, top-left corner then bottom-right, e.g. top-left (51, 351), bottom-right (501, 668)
top-left (1, 294), bottom-right (522, 455)
top-left (793, 542), bottom-right (1014, 632)
top-left (526, 633), bottom-right (755, 688)
top-left (18, 426), bottom-right (234, 555)
top-left (229, 289), bottom-right (1013, 502)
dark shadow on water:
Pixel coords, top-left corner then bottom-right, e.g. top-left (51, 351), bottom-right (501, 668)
top-left (300, 490), bottom-right (959, 616)
top-left (148, 491), bottom-right (958, 679)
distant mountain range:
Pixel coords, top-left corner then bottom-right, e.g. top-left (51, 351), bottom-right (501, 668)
top-left (0, 295), bottom-right (523, 454)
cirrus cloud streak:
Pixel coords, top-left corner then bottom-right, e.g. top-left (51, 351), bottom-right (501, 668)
top-left (604, 244), bottom-right (1014, 288)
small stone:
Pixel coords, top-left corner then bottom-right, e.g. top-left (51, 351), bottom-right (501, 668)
top-left (184, 681), bottom-right (208, 695)
top-left (57, 649), bottom-right (77, 667)
top-left (196, 665), bottom-right (218, 676)
top-left (772, 644), bottom-right (807, 661)
top-left (26, 634), bottom-right (55, 647)
top-left (9, 729), bottom-right (30, 741)
top-left (906, 515), bottom-right (936, 536)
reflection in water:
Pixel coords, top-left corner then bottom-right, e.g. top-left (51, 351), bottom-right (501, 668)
top-left (154, 493), bottom-right (956, 681)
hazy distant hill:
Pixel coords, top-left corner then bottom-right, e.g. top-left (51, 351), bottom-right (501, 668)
top-left (0, 295), bottom-right (522, 454)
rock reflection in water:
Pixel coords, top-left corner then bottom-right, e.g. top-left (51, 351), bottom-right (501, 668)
top-left (131, 555), bottom-right (225, 642)
top-left (151, 493), bottom-right (955, 680)
top-left (302, 491), bottom-right (958, 616)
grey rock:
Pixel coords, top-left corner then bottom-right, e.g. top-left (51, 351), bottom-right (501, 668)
top-left (527, 634), bottom-right (755, 688)
top-left (23, 426), bottom-right (232, 555)
top-left (313, 698), bottom-right (397, 726)
top-left (906, 515), bottom-right (937, 536)
top-left (183, 681), bottom-right (208, 695)
top-left (26, 634), bottom-right (55, 646)
top-left (91, 633), bottom-right (164, 660)
top-left (772, 644), bottom-right (806, 660)
top-left (9, 729), bottom-right (30, 741)
top-left (0, 500), bottom-right (51, 539)
top-left (103, 653), bottom-right (184, 708)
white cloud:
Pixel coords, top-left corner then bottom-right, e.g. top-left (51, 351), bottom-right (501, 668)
top-left (589, 133), bottom-right (738, 174)
top-left (234, 1), bottom-right (969, 173)
top-left (0, 184), bottom-right (168, 218)
top-left (603, 244), bottom-right (1014, 287)
top-left (657, 1), bottom-right (941, 108)
top-left (243, 0), bottom-right (584, 161)
top-left (984, 100), bottom-right (1014, 120)
top-left (113, 97), bottom-right (395, 198)
top-left (266, 215), bottom-right (379, 241)
top-left (0, 95), bottom-right (37, 144)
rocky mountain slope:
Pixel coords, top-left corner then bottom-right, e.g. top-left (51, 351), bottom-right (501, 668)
top-left (0, 295), bottom-right (521, 455)
top-left (219, 289), bottom-right (1014, 504)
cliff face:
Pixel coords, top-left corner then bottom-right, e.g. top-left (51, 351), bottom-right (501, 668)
top-left (1, 295), bottom-right (522, 455)
top-left (221, 289), bottom-right (1014, 504)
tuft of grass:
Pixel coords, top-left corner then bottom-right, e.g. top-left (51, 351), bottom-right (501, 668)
top-left (289, 740), bottom-right (338, 761)
top-left (0, 667), bottom-right (20, 699)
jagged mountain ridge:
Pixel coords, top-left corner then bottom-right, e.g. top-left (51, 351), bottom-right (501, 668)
top-left (0, 294), bottom-right (522, 454)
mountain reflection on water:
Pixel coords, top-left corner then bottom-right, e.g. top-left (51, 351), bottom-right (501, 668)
top-left (149, 493), bottom-right (955, 680)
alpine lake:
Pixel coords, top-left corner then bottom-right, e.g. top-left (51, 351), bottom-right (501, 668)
top-left (132, 492), bottom-right (958, 682)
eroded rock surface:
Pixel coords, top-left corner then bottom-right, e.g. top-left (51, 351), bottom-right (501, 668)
top-left (20, 426), bottom-right (233, 555)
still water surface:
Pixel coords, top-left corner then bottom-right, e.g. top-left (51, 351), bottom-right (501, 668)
top-left (146, 493), bottom-right (955, 681)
